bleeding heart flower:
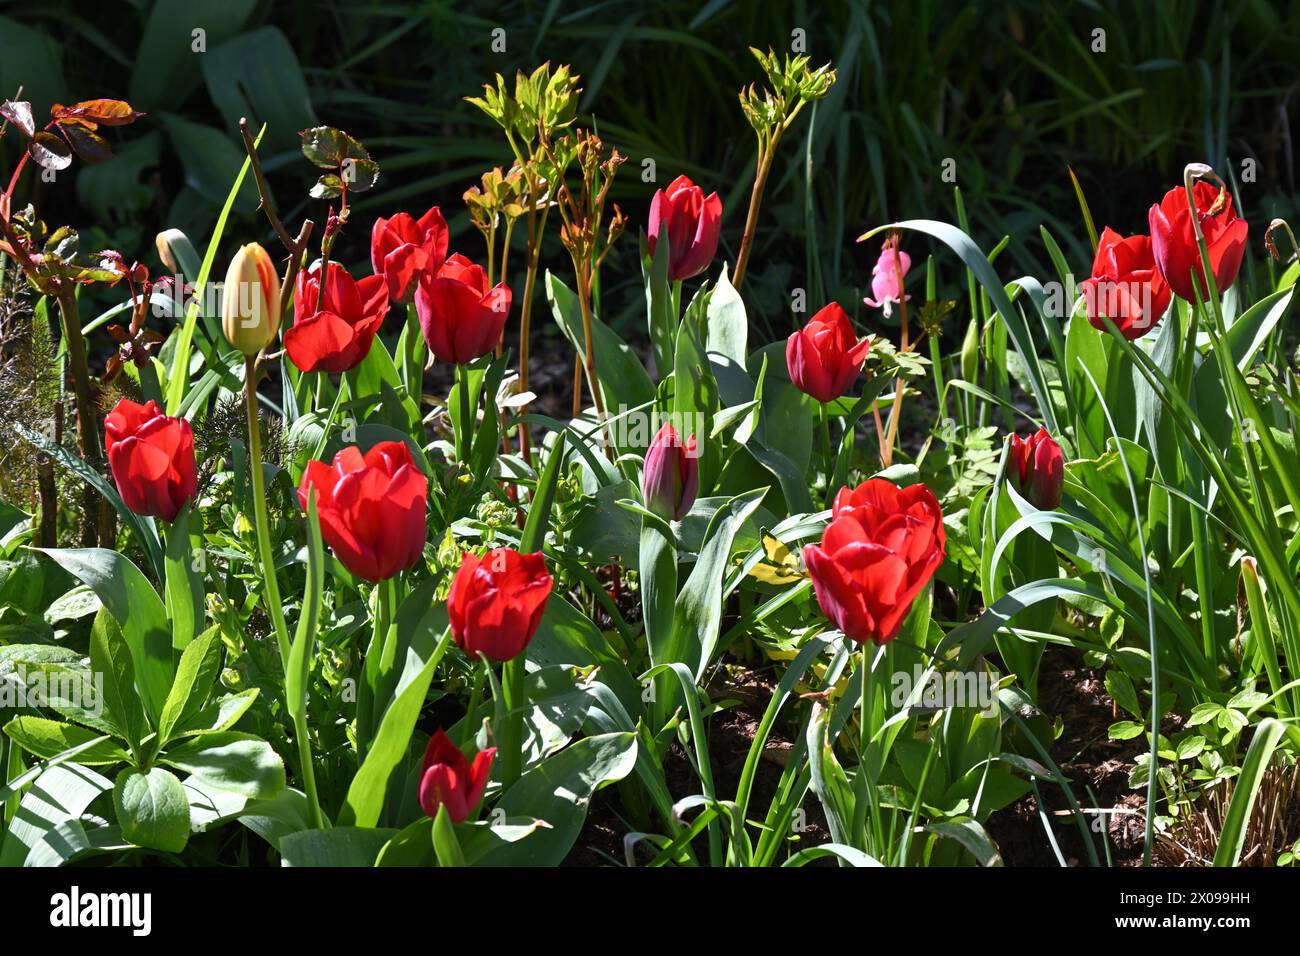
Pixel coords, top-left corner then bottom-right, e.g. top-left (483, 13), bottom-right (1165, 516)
top-left (803, 478), bottom-right (946, 645)
top-left (284, 261), bottom-right (390, 373)
top-left (104, 398), bottom-right (198, 523)
top-left (863, 237), bottom-right (912, 316)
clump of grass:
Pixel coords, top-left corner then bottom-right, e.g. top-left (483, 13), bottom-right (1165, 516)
top-left (1156, 764), bottom-right (1300, 866)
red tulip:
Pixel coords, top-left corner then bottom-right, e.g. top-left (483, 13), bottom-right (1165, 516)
top-left (647, 174), bottom-right (722, 281)
top-left (1148, 181), bottom-right (1248, 303)
top-left (414, 254), bottom-right (512, 365)
top-left (803, 478), bottom-right (946, 645)
top-left (1009, 427), bottom-right (1064, 510)
top-left (1081, 227), bottom-right (1171, 340)
top-left (297, 441), bottom-right (427, 583)
top-left (371, 206), bottom-right (449, 304)
top-left (447, 547), bottom-right (552, 662)
top-left (786, 302), bottom-right (872, 403)
top-left (284, 261), bottom-right (390, 373)
top-left (104, 398), bottom-right (197, 523)
top-left (642, 423), bottom-right (699, 521)
top-left (418, 728), bottom-right (495, 823)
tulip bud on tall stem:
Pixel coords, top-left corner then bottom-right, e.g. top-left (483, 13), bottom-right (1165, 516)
top-left (243, 357), bottom-right (323, 828)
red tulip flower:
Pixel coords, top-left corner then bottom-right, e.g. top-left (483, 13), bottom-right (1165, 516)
top-left (642, 423), bottom-right (699, 521)
top-left (786, 302), bottom-right (872, 403)
top-left (1009, 427), bottom-right (1064, 510)
top-left (284, 261), bottom-right (390, 373)
top-left (803, 478), bottom-right (946, 645)
top-left (414, 254), bottom-right (512, 365)
top-left (297, 441), bottom-right (428, 583)
top-left (447, 547), bottom-right (552, 662)
top-left (104, 398), bottom-right (198, 523)
top-left (1081, 227), bottom-right (1171, 340)
top-left (371, 206), bottom-right (449, 304)
top-left (647, 174), bottom-right (722, 281)
top-left (1148, 181), bottom-right (1248, 303)
top-left (418, 728), bottom-right (495, 823)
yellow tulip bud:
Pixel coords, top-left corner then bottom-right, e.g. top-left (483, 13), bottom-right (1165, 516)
top-left (221, 243), bottom-right (281, 356)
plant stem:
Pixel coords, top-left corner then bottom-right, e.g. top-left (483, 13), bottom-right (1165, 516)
top-left (455, 362), bottom-right (473, 463)
top-left (243, 357), bottom-right (291, 666)
top-left (55, 290), bottom-right (101, 547)
top-left (500, 656), bottom-right (526, 787)
top-left (732, 138), bottom-right (776, 290)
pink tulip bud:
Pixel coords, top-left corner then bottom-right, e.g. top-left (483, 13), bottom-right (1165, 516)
top-left (642, 423), bottom-right (699, 521)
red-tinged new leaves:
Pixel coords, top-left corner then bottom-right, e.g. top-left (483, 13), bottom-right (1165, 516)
top-left (60, 124), bottom-right (113, 164)
top-left (28, 132), bottom-right (71, 171)
top-left (51, 99), bottom-right (144, 128)
top-left (0, 100), bottom-right (35, 137)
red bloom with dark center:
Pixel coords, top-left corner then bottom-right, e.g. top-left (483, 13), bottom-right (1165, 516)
top-left (371, 206), bottom-right (449, 304)
top-left (418, 728), bottom-right (495, 823)
top-left (803, 479), bottom-right (946, 645)
top-left (414, 254), bottom-right (512, 365)
top-left (786, 302), bottom-right (872, 403)
top-left (1148, 181), bottom-right (1248, 303)
top-left (1080, 227), bottom-right (1171, 340)
top-left (297, 441), bottom-right (427, 583)
top-left (447, 547), bottom-right (552, 662)
top-left (284, 261), bottom-right (390, 373)
top-left (1009, 427), bottom-right (1064, 510)
top-left (104, 398), bottom-right (197, 522)
top-left (647, 174), bottom-right (722, 281)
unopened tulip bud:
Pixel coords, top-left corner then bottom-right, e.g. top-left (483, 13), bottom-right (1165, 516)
top-left (1009, 427), bottom-right (1064, 510)
top-left (642, 423), bottom-right (699, 521)
top-left (221, 243), bottom-right (281, 356)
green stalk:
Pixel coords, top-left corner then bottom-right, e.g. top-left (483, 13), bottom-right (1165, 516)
top-left (500, 655), bottom-right (526, 787)
top-left (243, 358), bottom-right (291, 666)
top-left (455, 362), bottom-right (473, 463)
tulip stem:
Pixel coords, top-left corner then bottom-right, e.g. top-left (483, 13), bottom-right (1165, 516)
top-left (461, 658), bottom-right (488, 749)
top-left (455, 363), bottom-right (474, 464)
top-left (818, 406), bottom-right (834, 501)
top-left (311, 373), bottom-right (349, 462)
top-left (243, 358), bottom-right (291, 667)
top-left (500, 656), bottom-right (525, 787)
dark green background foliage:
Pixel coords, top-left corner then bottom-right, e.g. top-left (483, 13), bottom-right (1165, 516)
top-left (2, 0), bottom-right (1297, 334)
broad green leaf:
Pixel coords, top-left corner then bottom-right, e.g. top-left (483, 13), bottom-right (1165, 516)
top-left (40, 548), bottom-right (173, 725)
top-left (280, 826), bottom-right (397, 867)
top-left (89, 608), bottom-right (147, 753)
top-left (475, 732), bottom-right (638, 866)
top-left (114, 766), bottom-right (190, 854)
top-left (2, 717), bottom-right (128, 765)
top-left (161, 732), bottom-right (286, 799)
top-left (157, 627), bottom-right (223, 745)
